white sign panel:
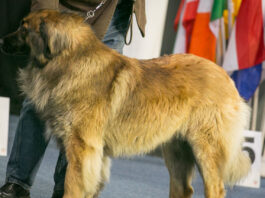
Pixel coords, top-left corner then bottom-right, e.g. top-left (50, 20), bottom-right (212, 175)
top-left (0, 97), bottom-right (10, 156)
top-left (237, 130), bottom-right (262, 188)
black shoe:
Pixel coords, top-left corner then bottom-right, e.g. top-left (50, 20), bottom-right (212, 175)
top-left (0, 183), bottom-right (30, 198)
top-left (51, 190), bottom-right (63, 198)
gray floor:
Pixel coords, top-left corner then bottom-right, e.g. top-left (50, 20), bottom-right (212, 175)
top-left (1, 116), bottom-right (265, 198)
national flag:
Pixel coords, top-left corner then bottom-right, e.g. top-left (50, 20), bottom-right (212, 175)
top-left (210, 0), bottom-right (227, 65)
top-left (174, 0), bottom-right (185, 31)
top-left (182, 0), bottom-right (199, 52)
top-left (231, 64), bottom-right (262, 100)
top-left (227, 0), bottom-right (265, 101)
top-left (173, 0), bottom-right (199, 53)
top-left (173, 0), bottom-right (187, 53)
top-left (223, 0), bottom-right (242, 39)
top-left (209, 0), bottom-right (226, 38)
top-left (188, 0), bottom-right (216, 61)
top-left (223, 0), bottom-right (265, 71)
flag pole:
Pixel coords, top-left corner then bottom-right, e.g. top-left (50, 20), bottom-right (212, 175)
top-left (221, 17), bottom-right (226, 65)
top-left (227, 0), bottom-right (233, 36)
top-left (251, 87), bottom-right (259, 131)
top-left (216, 27), bottom-right (222, 65)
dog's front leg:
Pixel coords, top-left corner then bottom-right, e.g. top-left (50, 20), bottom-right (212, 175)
top-left (92, 155), bottom-right (111, 198)
top-left (63, 126), bottom-right (104, 198)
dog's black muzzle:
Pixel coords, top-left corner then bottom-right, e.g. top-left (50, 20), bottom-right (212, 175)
top-left (0, 31), bottom-right (30, 56)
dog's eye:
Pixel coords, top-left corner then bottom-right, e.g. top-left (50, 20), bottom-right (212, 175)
top-left (20, 26), bottom-right (28, 34)
top-left (20, 20), bottom-right (26, 26)
top-left (20, 19), bottom-right (30, 34)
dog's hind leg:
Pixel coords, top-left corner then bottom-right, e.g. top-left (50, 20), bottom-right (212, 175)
top-left (188, 131), bottom-right (226, 198)
top-left (188, 100), bottom-right (250, 198)
top-left (162, 138), bottom-right (196, 198)
top-left (63, 132), bottom-right (104, 198)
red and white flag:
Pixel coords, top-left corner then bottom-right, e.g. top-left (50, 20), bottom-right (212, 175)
top-left (173, 0), bottom-right (199, 53)
top-left (223, 0), bottom-right (265, 71)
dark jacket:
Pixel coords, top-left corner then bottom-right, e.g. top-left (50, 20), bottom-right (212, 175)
top-left (31, 0), bottom-right (146, 39)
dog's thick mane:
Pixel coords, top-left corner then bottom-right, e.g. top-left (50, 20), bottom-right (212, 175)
top-left (24, 10), bottom-right (101, 68)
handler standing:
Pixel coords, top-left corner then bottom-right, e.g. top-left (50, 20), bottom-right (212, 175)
top-left (0, 0), bottom-right (146, 198)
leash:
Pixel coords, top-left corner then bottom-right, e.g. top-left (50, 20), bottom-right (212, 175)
top-left (84, 0), bottom-right (107, 21)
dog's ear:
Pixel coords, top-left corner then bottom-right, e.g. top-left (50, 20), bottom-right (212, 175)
top-left (39, 18), bottom-right (69, 57)
top-left (39, 19), bottom-right (52, 59)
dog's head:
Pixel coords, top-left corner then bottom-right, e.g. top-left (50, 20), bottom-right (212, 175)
top-left (1, 10), bottom-right (90, 68)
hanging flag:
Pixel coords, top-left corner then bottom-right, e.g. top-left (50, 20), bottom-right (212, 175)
top-left (209, 0), bottom-right (226, 38)
top-left (173, 0), bottom-right (199, 54)
top-left (231, 64), bottom-right (262, 100)
top-left (223, 0), bottom-right (265, 71)
top-left (173, 0), bottom-right (187, 53)
top-left (210, 0), bottom-right (227, 65)
top-left (188, 0), bottom-right (216, 61)
top-left (223, 0), bottom-right (242, 40)
top-left (174, 0), bottom-right (185, 31)
top-left (228, 0), bottom-right (265, 101)
top-left (182, 0), bottom-right (199, 52)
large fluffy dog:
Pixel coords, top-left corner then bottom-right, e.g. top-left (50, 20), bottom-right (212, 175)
top-left (1, 10), bottom-right (251, 198)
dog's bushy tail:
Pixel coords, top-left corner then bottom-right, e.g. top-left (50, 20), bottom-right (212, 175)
top-left (222, 100), bottom-right (251, 185)
top-left (224, 149), bottom-right (251, 185)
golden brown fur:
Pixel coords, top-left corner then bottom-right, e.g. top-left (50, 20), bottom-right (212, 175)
top-left (4, 10), bottom-right (251, 198)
